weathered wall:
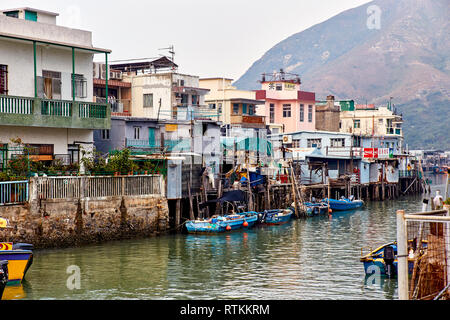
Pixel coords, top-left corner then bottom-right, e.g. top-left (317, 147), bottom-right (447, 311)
top-left (0, 195), bottom-right (169, 249)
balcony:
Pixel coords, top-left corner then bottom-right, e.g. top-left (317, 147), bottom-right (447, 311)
top-left (173, 104), bottom-right (220, 121)
top-left (230, 115), bottom-right (266, 128)
top-left (0, 94), bottom-right (110, 129)
top-left (386, 127), bottom-right (402, 136)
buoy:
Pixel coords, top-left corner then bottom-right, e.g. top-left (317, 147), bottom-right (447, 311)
top-left (243, 221), bottom-right (249, 227)
top-left (226, 225), bottom-right (232, 231)
top-left (328, 208), bottom-right (333, 213)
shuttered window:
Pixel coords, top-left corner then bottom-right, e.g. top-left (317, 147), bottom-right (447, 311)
top-left (0, 65), bottom-right (8, 95)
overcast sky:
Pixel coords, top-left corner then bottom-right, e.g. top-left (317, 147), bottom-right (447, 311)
top-left (3, 0), bottom-right (372, 80)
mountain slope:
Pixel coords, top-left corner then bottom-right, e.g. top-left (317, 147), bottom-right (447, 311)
top-left (234, 0), bottom-right (450, 149)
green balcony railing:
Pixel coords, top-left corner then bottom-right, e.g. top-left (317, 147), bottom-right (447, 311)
top-left (79, 102), bottom-right (108, 119)
top-left (41, 99), bottom-right (72, 117)
top-left (0, 94), bottom-right (110, 129)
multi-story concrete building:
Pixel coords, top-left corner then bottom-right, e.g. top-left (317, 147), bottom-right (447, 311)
top-left (110, 58), bottom-right (213, 121)
top-left (0, 7), bottom-right (110, 165)
top-left (339, 102), bottom-right (403, 138)
top-left (255, 70), bottom-right (316, 134)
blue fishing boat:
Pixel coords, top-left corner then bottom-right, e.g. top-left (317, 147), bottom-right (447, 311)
top-left (322, 196), bottom-right (364, 211)
top-left (360, 241), bottom-right (427, 277)
top-left (185, 212), bottom-right (258, 234)
top-left (261, 209), bottom-right (293, 225)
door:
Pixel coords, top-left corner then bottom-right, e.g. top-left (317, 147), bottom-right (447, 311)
top-left (148, 128), bottom-right (156, 148)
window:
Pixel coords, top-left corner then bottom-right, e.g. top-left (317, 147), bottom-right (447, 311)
top-left (233, 103), bottom-right (239, 115)
top-left (218, 103), bottom-right (222, 114)
top-left (299, 104), bottom-right (304, 122)
top-left (0, 65), bottom-right (7, 95)
top-left (270, 104), bottom-right (275, 123)
top-left (276, 83), bottom-right (282, 91)
top-left (143, 94), bottom-right (153, 108)
top-left (353, 136), bottom-right (361, 147)
top-left (208, 103), bottom-right (216, 109)
top-left (242, 103), bottom-right (247, 115)
top-left (292, 140), bottom-right (301, 148)
top-left (192, 95), bottom-right (199, 106)
top-left (42, 70), bottom-right (61, 100)
top-left (3, 11), bottom-right (19, 18)
top-left (283, 104), bottom-right (291, 118)
top-left (308, 105), bottom-right (313, 122)
top-left (72, 74), bottom-right (87, 99)
top-left (248, 105), bottom-right (255, 116)
top-left (354, 119), bottom-right (361, 129)
top-left (101, 129), bottom-right (110, 140)
top-left (134, 127), bottom-right (141, 140)
top-left (331, 138), bottom-right (345, 147)
top-left (378, 119), bottom-right (384, 125)
top-left (307, 138), bottom-right (322, 148)
top-left (68, 144), bottom-right (80, 164)
top-left (339, 121), bottom-right (342, 129)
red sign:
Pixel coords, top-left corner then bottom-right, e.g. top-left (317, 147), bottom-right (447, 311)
top-left (364, 148), bottom-right (379, 158)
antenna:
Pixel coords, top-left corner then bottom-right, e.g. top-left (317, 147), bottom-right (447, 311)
top-left (158, 45), bottom-right (175, 64)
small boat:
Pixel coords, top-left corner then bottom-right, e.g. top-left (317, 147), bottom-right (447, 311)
top-left (304, 202), bottom-right (330, 216)
top-left (360, 241), bottom-right (427, 277)
top-left (0, 261), bottom-right (7, 300)
top-left (322, 196), bottom-right (364, 211)
top-left (261, 209), bottom-right (293, 225)
top-left (185, 212), bottom-right (258, 234)
top-left (0, 243), bottom-right (33, 285)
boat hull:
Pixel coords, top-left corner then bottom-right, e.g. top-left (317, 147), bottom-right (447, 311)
top-left (0, 251), bottom-right (33, 285)
top-left (186, 214), bottom-right (258, 234)
top-left (322, 198), bottom-right (364, 211)
top-left (264, 210), bottom-right (293, 225)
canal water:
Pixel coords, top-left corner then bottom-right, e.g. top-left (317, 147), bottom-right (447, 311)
top-left (3, 174), bottom-right (448, 300)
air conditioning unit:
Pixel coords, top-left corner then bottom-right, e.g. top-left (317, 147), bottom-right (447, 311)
top-left (282, 135), bottom-right (292, 144)
top-left (110, 70), bottom-right (122, 80)
top-left (99, 63), bottom-right (110, 80)
top-left (93, 63), bottom-right (101, 79)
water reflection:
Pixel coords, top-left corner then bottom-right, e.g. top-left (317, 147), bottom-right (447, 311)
top-left (7, 173), bottom-right (447, 300)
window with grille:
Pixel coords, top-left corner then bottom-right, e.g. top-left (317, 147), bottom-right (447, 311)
top-left (72, 74), bottom-right (87, 99)
top-left (270, 104), bottom-right (275, 123)
top-left (331, 138), bottom-right (345, 147)
top-left (283, 104), bottom-right (291, 118)
top-left (307, 138), bottom-right (322, 148)
top-left (0, 65), bottom-right (8, 95)
top-left (308, 105), bottom-right (313, 122)
top-left (101, 129), bottom-right (110, 140)
top-left (354, 119), bottom-right (361, 128)
top-left (143, 94), bottom-right (153, 108)
top-left (300, 104), bottom-right (304, 122)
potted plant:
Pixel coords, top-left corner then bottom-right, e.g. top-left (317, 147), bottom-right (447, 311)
top-left (444, 198), bottom-right (450, 211)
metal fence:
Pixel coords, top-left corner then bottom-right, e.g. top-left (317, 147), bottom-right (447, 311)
top-left (35, 175), bottom-right (163, 200)
top-left (0, 180), bottom-right (29, 205)
top-left (397, 208), bottom-right (450, 300)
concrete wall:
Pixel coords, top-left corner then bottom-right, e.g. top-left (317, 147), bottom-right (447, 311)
top-left (0, 14), bottom-right (92, 47)
top-left (0, 38), bottom-right (93, 101)
top-left (0, 194), bottom-right (169, 249)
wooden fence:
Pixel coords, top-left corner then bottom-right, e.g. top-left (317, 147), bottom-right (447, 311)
top-left (34, 175), bottom-right (163, 200)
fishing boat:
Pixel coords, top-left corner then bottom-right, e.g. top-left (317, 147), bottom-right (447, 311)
top-left (322, 196), bottom-right (364, 211)
top-left (0, 243), bottom-right (33, 285)
top-left (0, 261), bottom-right (7, 300)
top-left (185, 212), bottom-right (258, 234)
top-left (261, 209), bottom-right (293, 225)
top-left (304, 202), bottom-right (330, 216)
top-left (360, 241), bottom-right (427, 277)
